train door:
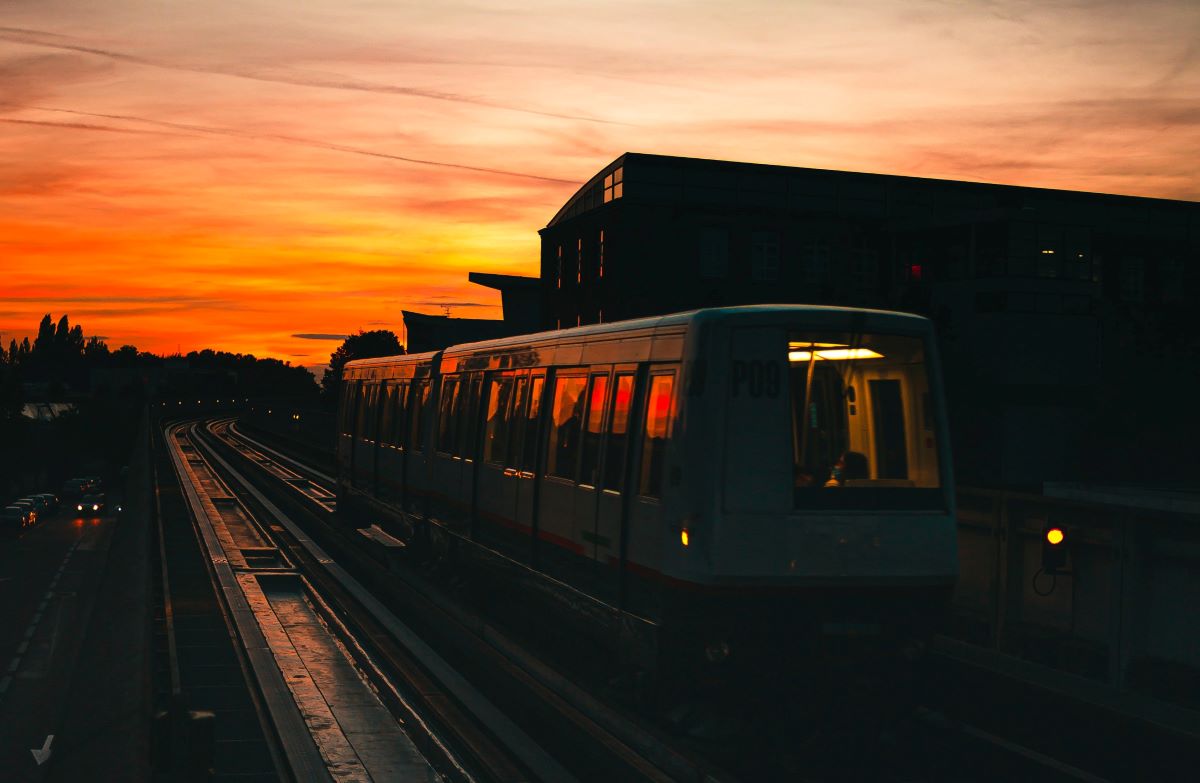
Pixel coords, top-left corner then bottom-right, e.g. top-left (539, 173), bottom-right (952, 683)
top-left (456, 373), bottom-right (483, 538)
top-left (341, 379), bottom-right (362, 486)
top-left (622, 366), bottom-right (679, 616)
top-left (539, 369), bottom-right (589, 576)
top-left (593, 370), bottom-right (637, 574)
top-left (387, 380), bottom-right (408, 506)
top-left (354, 381), bottom-right (380, 489)
top-left (432, 374), bottom-right (468, 533)
top-left (404, 378), bottom-right (431, 516)
top-left (572, 369), bottom-right (612, 560)
top-left (376, 380), bottom-right (406, 504)
top-left (514, 371), bottom-right (546, 562)
top-left (374, 381), bottom-right (393, 494)
top-left (477, 372), bottom-right (515, 544)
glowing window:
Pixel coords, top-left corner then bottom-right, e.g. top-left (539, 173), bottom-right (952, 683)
top-left (546, 376), bottom-right (587, 480)
top-left (603, 166), bottom-right (624, 203)
top-left (639, 373), bottom-right (676, 498)
top-left (483, 376), bottom-right (514, 465)
top-left (578, 374), bottom-right (610, 486)
top-left (602, 374), bottom-right (635, 492)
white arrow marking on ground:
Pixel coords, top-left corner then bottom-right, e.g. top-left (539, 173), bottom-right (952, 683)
top-left (31, 734), bottom-right (53, 765)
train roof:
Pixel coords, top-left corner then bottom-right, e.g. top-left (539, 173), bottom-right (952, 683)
top-left (344, 305), bottom-right (930, 371)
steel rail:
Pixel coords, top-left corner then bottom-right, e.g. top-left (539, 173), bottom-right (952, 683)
top-left (194, 419), bottom-right (572, 783)
top-left (210, 417), bottom-right (737, 783)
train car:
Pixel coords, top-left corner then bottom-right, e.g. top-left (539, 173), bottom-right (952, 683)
top-left (338, 305), bottom-right (957, 691)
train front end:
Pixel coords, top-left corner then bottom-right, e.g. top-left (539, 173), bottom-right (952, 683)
top-left (661, 306), bottom-right (957, 690)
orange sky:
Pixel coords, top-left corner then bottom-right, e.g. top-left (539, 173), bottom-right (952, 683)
top-left (2, 1), bottom-right (1198, 373)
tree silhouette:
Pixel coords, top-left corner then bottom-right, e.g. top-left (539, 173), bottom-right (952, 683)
top-left (320, 330), bottom-right (403, 408)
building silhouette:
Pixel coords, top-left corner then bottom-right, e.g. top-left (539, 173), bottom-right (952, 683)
top-left (538, 153), bottom-right (1200, 487)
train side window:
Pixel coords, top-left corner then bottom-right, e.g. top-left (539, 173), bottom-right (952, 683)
top-left (601, 374), bottom-right (635, 492)
top-left (505, 375), bottom-right (529, 468)
top-left (411, 380), bottom-right (430, 451)
top-left (437, 377), bottom-right (459, 454)
top-left (378, 383), bottom-right (394, 447)
top-left (341, 381), bottom-right (359, 436)
top-left (367, 384), bottom-right (383, 442)
top-left (546, 375), bottom-right (587, 480)
top-left (578, 373), bottom-right (609, 487)
top-left (354, 383), bottom-right (371, 439)
top-left (520, 376), bottom-right (545, 472)
top-left (354, 381), bottom-right (366, 437)
top-left (391, 380), bottom-right (408, 448)
top-left (638, 372), bottom-right (676, 499)
top-left (483, 376), bottom-right (514, 465)
top-left (459, 375), bottom-right (483, 460)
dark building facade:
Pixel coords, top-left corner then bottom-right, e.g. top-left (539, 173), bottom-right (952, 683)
top-left (539, 153), bottom-right (1200, 488)
top-left (403, 272), bottom-right (541, 353)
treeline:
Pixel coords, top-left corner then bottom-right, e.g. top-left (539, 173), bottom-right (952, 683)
top-left (1, 313), bottom-right (319, 404)
top-left (0, 314), bottom-right (324, 499)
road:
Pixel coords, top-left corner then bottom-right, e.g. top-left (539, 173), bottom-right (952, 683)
top-left (0, 501), bottom-right (121, 781)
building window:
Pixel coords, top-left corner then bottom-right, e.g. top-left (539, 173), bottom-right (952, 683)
top-left (1120, 257), bottom-right (1144, 303)
top-left (699, 227), bottom-right (729, 279)
top-left (598, 229), bottom-right (605, 279)
top-left (751, 231), bottom-right (780, 282)
top-left (1161, 256), bottom-right (1185, 303)
top-left (803, 236), bottom-right (830, 287)
top-left (556, 245), bottom-right (563, 289)
top-left (577, 238), bottom-right (582, 284)
top-left (603, 166), bottom-right (624, 203)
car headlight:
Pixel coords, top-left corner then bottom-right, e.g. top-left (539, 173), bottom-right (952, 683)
top-left (92, 504), bottom-right (99, 511)
top-left (77, 505), bottom-right (83, 511)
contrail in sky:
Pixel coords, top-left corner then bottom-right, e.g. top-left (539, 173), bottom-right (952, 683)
top-left (1, 103), bottom-right (580, 185)
top-left (0, 26), bottom-right (627, 126)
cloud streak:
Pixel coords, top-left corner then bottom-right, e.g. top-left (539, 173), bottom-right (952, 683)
top-left (0, 26), bottom-right (626, 126)
top-left (0, 117), bottom-right (181, 135)
top-left (292, 333), bottom-right (349, 340)
top-left (2, 103), bottom-right (579, 185)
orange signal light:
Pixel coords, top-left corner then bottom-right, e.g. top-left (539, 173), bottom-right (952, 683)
top-left (1046, 527), bottom-right (1065, 546)
top-left (680, 528), bottom-right (690, 548)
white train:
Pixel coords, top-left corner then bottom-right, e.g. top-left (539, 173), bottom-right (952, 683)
top-left (338, 305), bottom-right (957, 687)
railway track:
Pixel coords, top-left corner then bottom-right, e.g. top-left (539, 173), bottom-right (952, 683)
top-left (158, 416), bottom-right (731, 783)
top-left (158, 414), bottom-right (1158, 783)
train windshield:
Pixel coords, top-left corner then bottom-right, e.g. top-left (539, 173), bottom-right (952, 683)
top-left (790, 331), bottom-right (942, 510)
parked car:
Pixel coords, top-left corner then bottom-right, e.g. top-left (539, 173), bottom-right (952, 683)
top-left (11, 499), bottom-right (37, 525)
top-left (24, 496), bottom-right (49, 516)
top-left (76, 493), bottom-right (106, 515)
top-left (2, 505), bottom-right (30, 532)
top-left (35, 493), bottom-right (59, 512)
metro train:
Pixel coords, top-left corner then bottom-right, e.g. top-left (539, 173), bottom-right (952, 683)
top-left (337, 305), bottom-right (958, 690)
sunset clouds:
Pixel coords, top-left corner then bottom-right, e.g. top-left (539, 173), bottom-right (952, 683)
top-left (2, 1), bottom-right (1197, 366)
